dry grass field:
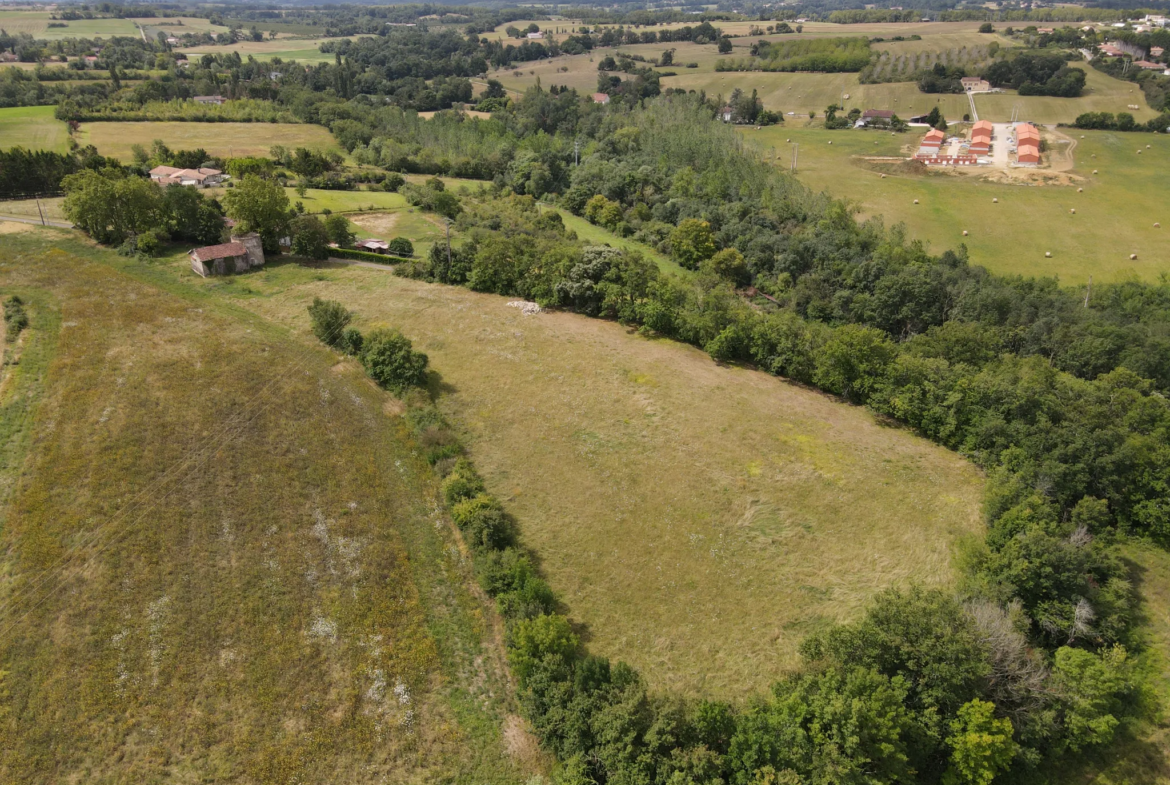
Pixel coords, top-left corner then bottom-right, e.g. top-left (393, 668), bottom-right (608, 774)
top-left (76, 120), bottom-right (340, 160)
top-left (188, 261), bottom-right (986, 697)
top-left (745, 125), bottom-right (1170, 283)
top-left (0, 230), bottom-right (528, 782)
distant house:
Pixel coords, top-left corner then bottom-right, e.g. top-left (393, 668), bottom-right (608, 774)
top-left (1098, 43), bottom-right (1126, 57)
top-left (193, 95), bottom-right (226, 105)
top-left (165, 36), bottom-right (179, 45)
top-left (856, 108), bottom-right (895, 127)
top-left (1151, 46), bottom-right (1164, 57)
top-left (591, 92), bottom-right (610, 105)
top-left (921, 128), bottom-right (946, 147)
top-left (150, 166), bottom-right (226, 188)
top-left (84, 55), bottom-right (98, 65)
top-left (961, 76), bottom-right (991, 92)
top-left (1134, 60), bottom-right (1164, 69)
top-left (969, 120), bottom-right (993, 154)
top-left (719, 104), bottom-right (733, 122)
top-left (1037, 27), bottom-right (1055, 34)
top-left (355, 238), bottom-right (390, 253)
top-left (190, 234), bottom-right (264, 277)
top-left (0, 51), bottom-right (17, 62)
top-left (269, 71), bottom-right (282, 80)
top-left (1015, 123), bottom-right (1040, 164)
top-left (526, 31), bottom-right (544, 40)
top-left (174, 58), bottom-right (189, 68)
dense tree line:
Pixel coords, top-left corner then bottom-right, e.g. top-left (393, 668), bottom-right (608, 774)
top-left (983, 54), bottom-right (1086, 97)
top-left (0, 146), bottom-right (113, 197)
top-left (390, 184), bottom-right (1163, 783)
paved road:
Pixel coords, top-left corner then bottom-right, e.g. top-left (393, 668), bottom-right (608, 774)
top-left (0, 214), bottom-right (73, 229)
top-left (967, 90), bottom-right (979, 122)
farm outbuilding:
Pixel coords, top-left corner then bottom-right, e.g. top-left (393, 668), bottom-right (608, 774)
top-left (190, 233), bottom-right (264, 277)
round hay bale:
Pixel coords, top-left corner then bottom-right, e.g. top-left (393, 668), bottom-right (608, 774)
top-left (1045, 251), bottom-right (1052, 258)
top-left (1093, 169), bottom-right (1098, 174)
top-left (913, 199), bottom-right (919, 204)
top-left (1131, 253), bottom-right (1138, 260)
top-left (880, 173), bottom-right (886, 178)
top-left (1077, 187), bottom-right (1083, 192)
top-left (1070, 208), bottom-right (1076, 214)
top-left (1155, 223), bottom-right (1161, 228)
top-left (1081, 135), bottom-right (1085, 138)
top-left (962, 230), bottom-right (969, 236)
top-left (1138, 150), bottom-right (1142, 154)
top-left (993, 197), bottom-right (998, 203)
top-left (786, 138), bottom-right (791, 142)
top-left (1147, 144), bottom-right (1151, 149)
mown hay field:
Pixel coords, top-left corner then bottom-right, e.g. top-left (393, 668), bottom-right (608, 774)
top-left (0, 9), bottom-right (140, 39)
top-left (0, 105), bottom-right (70, 155)
top-left (76, 120), bottom-right (340, 160)
top-left (0, 230), bottom-right (528, 783)
top-left (746, 125), bottom-right (1170, 283)
top-left (191, 261), bottom-right (985, 697)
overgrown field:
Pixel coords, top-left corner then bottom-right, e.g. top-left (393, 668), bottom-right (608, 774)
top-left (76, 120), bottom-right (340, 160)
top-left (184, 258), bottom-right (986, 697)
top-left (746, 125), bottom-right (1170, 283)
top-left (0, 229), bottom-right (528, 783)
top-left (0, 106), bottom-right (70, 156)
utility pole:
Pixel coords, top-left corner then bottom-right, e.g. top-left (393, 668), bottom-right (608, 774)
top-left (1084, 275), bottom-right (1092, 308)
top-left (791, 143), bottom-right (798, 174)
top-left (574, 137), bottom-right (579, 166)
top-left (35, 196), bottom-right (44, 226)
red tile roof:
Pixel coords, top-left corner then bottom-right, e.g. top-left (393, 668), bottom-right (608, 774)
top-left (189, 242), bottom-right (246, 262)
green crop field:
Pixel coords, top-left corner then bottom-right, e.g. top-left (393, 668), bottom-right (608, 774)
top-left (185, 260), bottom-right (987, 697)
top-left (743, 124), bottom-right (1170, 283)
top-left (0, 10), bottom-right (141, 39)
top-left (0, 230), bottom-right (530, 782)
top-left (131, 15), bottom-right (232, 37)
top-left (76, 120), bottom-right (340, 160)
top-left (0, 106), bottom-right (70, 154)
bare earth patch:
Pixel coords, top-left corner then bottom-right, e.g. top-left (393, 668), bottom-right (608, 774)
top-left (348, 211), bottom-right (402, 236)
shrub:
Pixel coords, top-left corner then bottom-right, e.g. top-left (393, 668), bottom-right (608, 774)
top-left (442, 458), bottom-right (485, 505)
top-left (450, 493), bottom-right (511, 550)
top-left (388, 237), bottom-right (414, 257)
top-left (340, 326), bottom-right (364, 356)
top-left (360, 327), bottom-right (428, 392)
top-left (307, 297), bottom-right (352, 348)
top-left (3, 295), bottom-right (28, 336)
top-left (382, 172), bottom-right (406, 192)
top-left (509, 614), bottom-right (579, 685)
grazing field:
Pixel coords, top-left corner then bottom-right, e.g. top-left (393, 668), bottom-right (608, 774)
top-left (0, 231), bottom-right (528, 782)
top-left (745, 125), bottom-right (1170, 283)
top-left (0, 106), bottom-right (69, 154)
top-left (76, 120), bottom-right (340, 160)
top-left (131, 15), bottom-right (232, 37)
top-left (0, 10), bottom-right (141, 39)
top-left (0, 196), bottom-right (65, 222)
top-left (546, 206), bottom-right (681, 274)
top-left (185, 37), bottom-right (360, 64)
top-left (207, 263), bottom-right (985, 697)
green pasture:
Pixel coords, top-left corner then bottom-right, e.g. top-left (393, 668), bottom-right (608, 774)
top-left (0, 105), bottom-right (69, 154)
top-left (0, 10), bottom-right (140, 39)
top-left (746, 125), bottom-right (1170, 283)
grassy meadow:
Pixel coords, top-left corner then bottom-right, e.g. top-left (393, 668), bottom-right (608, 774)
top-left (76, 120), bottom-right (340, 160)
top-left (182, 260), bottom-right (986, 697)
top-left (0, 9), bottom-right (140, 39)
top-left (0, 228), bottom-right (531, 782)
top-left (0, 105), bottom-right (70, 154)
top-left (745, 124), bottom-right (1170, 283)
top-left (184, 37), bottom-right (357, 64)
